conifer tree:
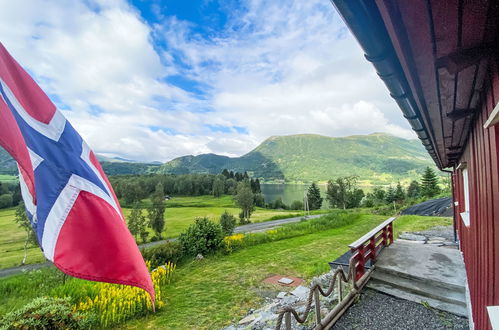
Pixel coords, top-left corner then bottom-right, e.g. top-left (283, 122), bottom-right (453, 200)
top-left (394, 182), bottom-right (405, 202)
top-left (421, 167), bottom-right (440, 198)
top-left (307, 182), bottom-right (323, 210)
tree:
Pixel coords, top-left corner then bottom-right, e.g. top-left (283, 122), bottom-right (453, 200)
top-left (253, 193), bottom-right (266, 207)
top-left (348, 188), bottom-right (365, 208)
top-left (326, 176), bottom-right (362, 209)
top-left (234, 181), bottom-right (254, 224)
top-left (394, 182), bottom-right (405, 202)
top-left (421, 166), bottom-right (440, 198)
top-left (385, 186), bottom-right (396, 204)
top-left (372, 187), bottom-right (386, 204)
top-left (219, 211), bottom-right (237, 236)
top-left (212, 176), bottom-right (225, 197)
top-left (127, 202), bottom-right (149, 243)
top-left (0, 194), bottom-right (12, 209)
top-left (14, 203), bottom-right (37, 265)
top-left (307, 183), bottom-right (323, 210)
top-left (148, 183), bottom-right (166, 239)
top-left (407, 180), bottom-right (421, 199)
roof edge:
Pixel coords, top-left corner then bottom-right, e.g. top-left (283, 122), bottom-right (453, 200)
top-left (330, 0), bottom-right (442, 168)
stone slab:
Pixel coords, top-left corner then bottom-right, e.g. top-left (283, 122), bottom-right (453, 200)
top-left (376, 241), bottom-right (466, 290)
top-left (262, 275), bottom-right (304, 287)
top-left (278, 277), bottom-right (294, 285)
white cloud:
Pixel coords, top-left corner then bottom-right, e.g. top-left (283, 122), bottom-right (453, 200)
top-left (0, 0), bottom-right (414, 162)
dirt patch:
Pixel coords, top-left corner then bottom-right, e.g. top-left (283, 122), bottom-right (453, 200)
top-left (262, 275), bottom-right (304, 287)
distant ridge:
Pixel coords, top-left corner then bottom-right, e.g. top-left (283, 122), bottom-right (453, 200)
top-left (156, 133), bottom-right (434, 184)
top-left (0, 133), bottom-right (436, 184)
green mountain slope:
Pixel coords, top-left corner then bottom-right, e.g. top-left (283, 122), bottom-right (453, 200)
top-left (0, 133), bottom-right (436, 184)
top-left (158, 133), bottom-right (435, 184)
top-left (0, 148), bottom-right (17, 175)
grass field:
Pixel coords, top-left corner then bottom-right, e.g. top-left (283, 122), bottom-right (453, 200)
top-left (0, 213), bottom-right (452, 328)
top-left (122, 214), bottom-right (452, 329)
top-left (0, 195), bottom-right (318, 269)
top-left (0, 175), bottom-right (17, 183)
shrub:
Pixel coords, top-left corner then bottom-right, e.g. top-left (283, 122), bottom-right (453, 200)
top-left (0, 194), bottom-right (12, 209)
top-left (290, 200), bottom-right (304, 210)
top-left (72, 262), bottom-right (175, 328)
top-left (179, 217), bottom-right (224, 257)
top-left (219, 211), bottom-right (237, 236)
top-left (0, 297), bottom-right (90, 329)
top-left (141, 241), bottom-right (183, 269)
top-left (223, 233), bottom-right (245, 253)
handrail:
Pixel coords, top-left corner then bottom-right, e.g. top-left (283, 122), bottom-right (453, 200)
top-left (348, 217), bottom-right (396, 249)
top-left (274, 217), bottom-right (396, 330)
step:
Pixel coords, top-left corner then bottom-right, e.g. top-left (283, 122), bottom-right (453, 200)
top-left (367, 280), bottom-right (468, 317)
top-left (375, 241), bottom-right (466, 292)
top-left (374, 265), bottom-right (466, 293)
top-left (370, 271), bottom-right (466, 307)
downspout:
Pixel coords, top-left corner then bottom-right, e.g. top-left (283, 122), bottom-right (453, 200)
top-left (330, 0), bottom-right (441, 167)
top-left (441, 168), bottom-right (457, 242)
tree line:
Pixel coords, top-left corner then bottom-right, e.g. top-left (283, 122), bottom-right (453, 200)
top-left (110, 171), bottom-right (261, 206)
top-left (0, 181), bottom-right (21, 209)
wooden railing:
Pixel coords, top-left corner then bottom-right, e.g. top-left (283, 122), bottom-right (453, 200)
top-left (349, 217), bottom-right (395, 281)
top-left (274, 217), bottom-right (396, 330)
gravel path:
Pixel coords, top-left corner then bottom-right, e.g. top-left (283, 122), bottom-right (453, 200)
top-left (333, 289), bottom-right (468, 330)
top-left (0, 213), bottom-right (319, 278)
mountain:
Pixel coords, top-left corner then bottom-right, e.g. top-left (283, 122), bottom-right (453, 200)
top-left (0, 133), bottom-right (437, 184)
top-left (0, 148), bottom-right (17, 175)
top-left (157, 133), bottom-right (435, 184)
top-left (0, 149), bottom-right (160, 177)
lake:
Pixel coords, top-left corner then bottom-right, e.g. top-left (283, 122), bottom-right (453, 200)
top-left (260, 183), bottom-right (328, 207)
top-left (260, 183), bottom-right (374, 209)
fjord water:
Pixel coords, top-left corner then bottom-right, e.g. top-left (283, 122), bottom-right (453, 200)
top-left (260, 183), bottom-right (327, 206)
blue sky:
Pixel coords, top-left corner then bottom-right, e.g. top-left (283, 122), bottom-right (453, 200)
top-left (0, 0), bottom-right (413, 162)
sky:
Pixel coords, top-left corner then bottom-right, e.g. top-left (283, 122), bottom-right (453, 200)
top-left (0, 0), bottom-right (415, 162)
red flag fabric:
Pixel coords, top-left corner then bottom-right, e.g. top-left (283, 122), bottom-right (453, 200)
top-left (0, 42), bottom-right (154, 302)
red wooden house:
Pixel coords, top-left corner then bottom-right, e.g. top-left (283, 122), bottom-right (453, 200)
top-left (332, 0), bottom-right (499, 329)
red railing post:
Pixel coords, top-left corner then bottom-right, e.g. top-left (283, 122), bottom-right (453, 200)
top-left (369, 236), bottom-right (376, 261)
top-left (348, 217), bottom-right (396, 283)
top-left (387, 223), bottom-right (394, 244)
top-left (352, 245), bottom-right (365, 281)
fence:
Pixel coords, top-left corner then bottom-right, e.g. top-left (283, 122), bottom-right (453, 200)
top-left (274, 217), bottom-right (396, 330)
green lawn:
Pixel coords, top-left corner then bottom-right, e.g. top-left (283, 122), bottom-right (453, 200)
top-left (122, 214), bottom-right (452, 329)
top-left (0, 175), bottom-right (17, 182)
top-left (0, 208), bottom-right (46, 269)
top-left (0, 195), bottom-right (313, 269)
top-left (0, 213), bottom-right (451, 328)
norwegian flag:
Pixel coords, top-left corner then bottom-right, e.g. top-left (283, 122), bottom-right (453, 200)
top-left (0, 43), bottom-right (154, 302)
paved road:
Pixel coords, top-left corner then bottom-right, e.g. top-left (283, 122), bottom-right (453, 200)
top-left (0, 213), bottom-right (322, 278)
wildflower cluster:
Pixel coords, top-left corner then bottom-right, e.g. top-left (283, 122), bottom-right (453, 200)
top-left (73, 262), bottom-right (176, 327)
top-left (223, 233), bottom-right (245, 253)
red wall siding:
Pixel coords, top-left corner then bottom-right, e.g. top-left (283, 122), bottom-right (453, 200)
top-left (453, 59), bottom-right (499, 329)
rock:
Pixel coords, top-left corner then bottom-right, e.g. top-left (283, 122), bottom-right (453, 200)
top-left (196, 254), bottom-right (204, 260)
top-left (280, 295), bottom-right (299, 306)
top-left (397, 238), bottom-right (425, 244)
top-left (238, 313), bottom-right (259, 325)
top-left (399, 233), bottom-right (427, 241)
top-left (277, 292), bottom-right (287, 299)
top-left (291, 285), bottom-right (310, 300)
top-left (278, 277), bottom-right (294, 285)
top-left (427, 240), bottom-right (444, 245)
top-left (427, 236), bottom-right (446, 241)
